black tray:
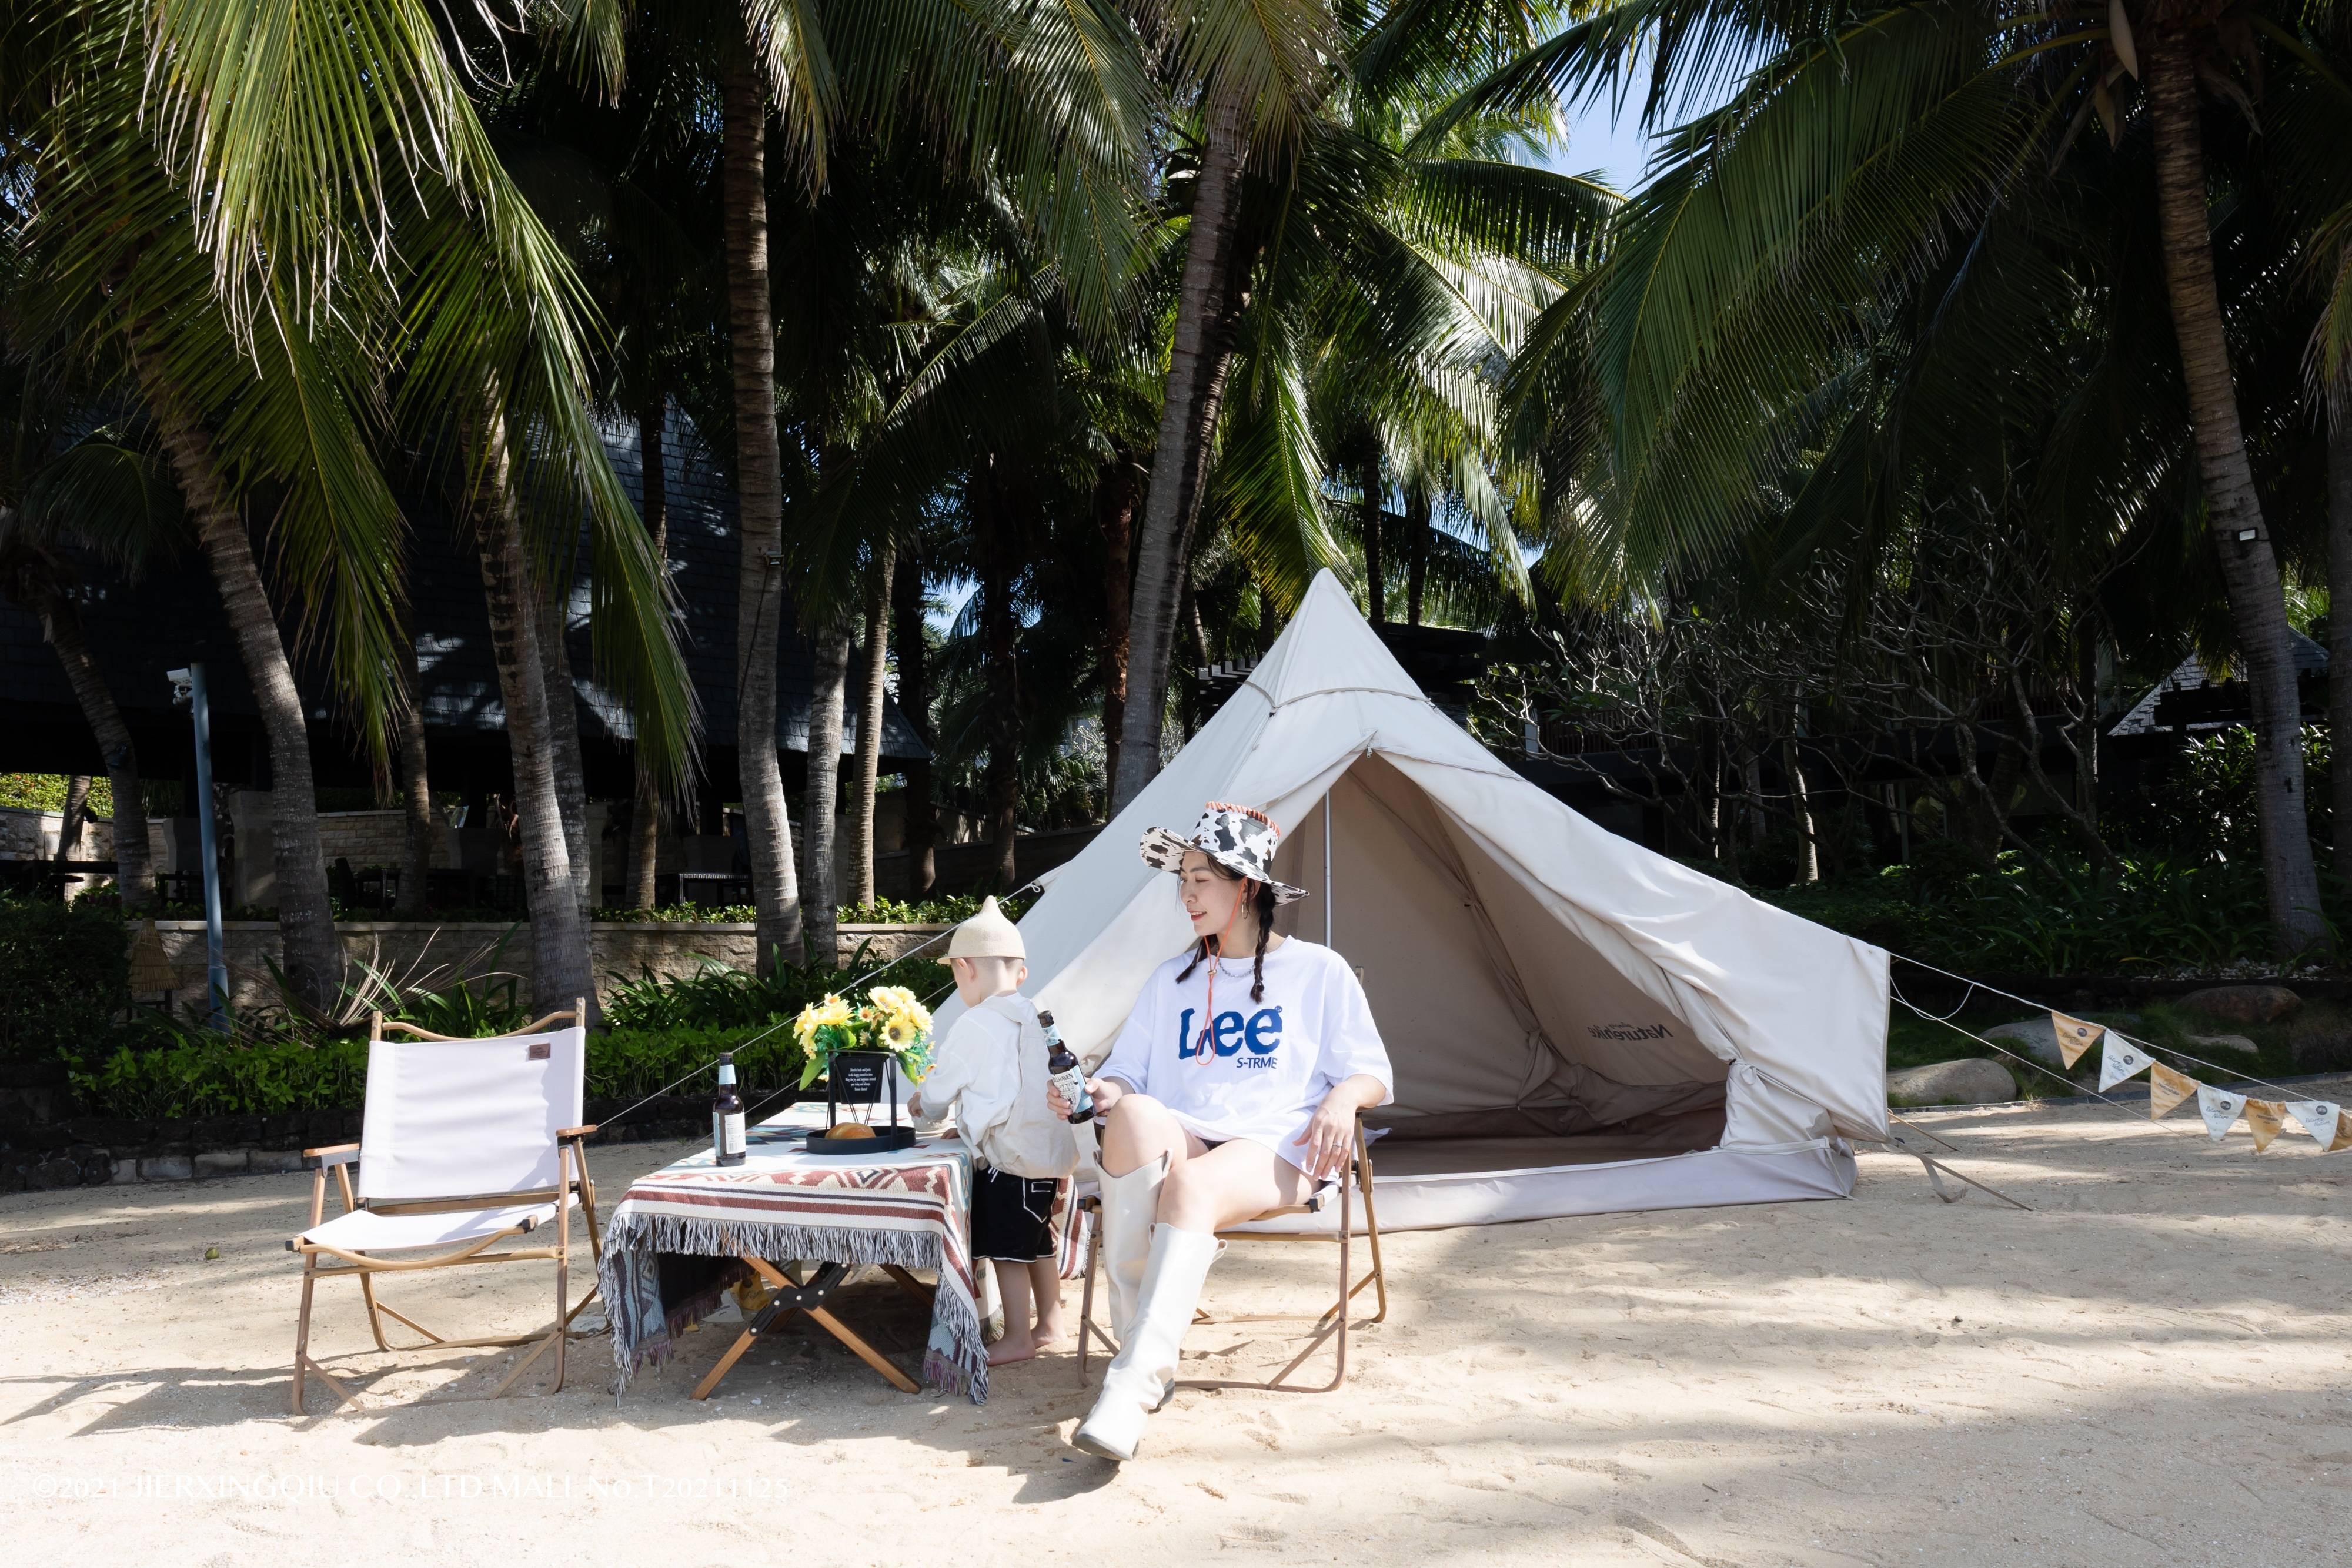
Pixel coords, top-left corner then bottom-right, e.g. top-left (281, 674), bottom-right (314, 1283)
top-left (801, 1125), bottom-right (917, 1156)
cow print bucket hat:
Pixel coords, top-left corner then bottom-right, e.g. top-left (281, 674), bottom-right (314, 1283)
top-left (1138, 801), bottom-right (1309, 904)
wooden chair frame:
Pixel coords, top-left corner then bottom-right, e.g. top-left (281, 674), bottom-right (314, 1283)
top-left (1077, 1114), bottom-right (1387, 1395)
top-left (288, 1003), bottom-right (603, 1414)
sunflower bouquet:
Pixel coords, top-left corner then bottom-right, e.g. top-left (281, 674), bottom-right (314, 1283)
top-left (793, 983), bottom-right (935, 1089)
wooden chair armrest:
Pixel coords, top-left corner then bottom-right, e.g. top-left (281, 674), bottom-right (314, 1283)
top-left (557, 1125), bottom-right (599, 1140)
top-left (303, 1144), bottom-right (360, 1167)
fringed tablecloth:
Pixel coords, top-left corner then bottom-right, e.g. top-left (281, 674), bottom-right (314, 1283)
top-left (599, 1112), bottom-right (987, 1402)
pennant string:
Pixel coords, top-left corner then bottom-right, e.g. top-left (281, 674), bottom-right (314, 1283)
top-left (1889, 955), bottom-right (2318, 1102)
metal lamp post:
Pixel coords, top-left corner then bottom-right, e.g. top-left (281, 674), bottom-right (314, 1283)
top-left (167, 664), bottom-right (229, 1030)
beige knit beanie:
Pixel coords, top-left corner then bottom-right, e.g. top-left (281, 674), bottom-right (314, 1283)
top-left (947, 896), bottom-right (1025, 960)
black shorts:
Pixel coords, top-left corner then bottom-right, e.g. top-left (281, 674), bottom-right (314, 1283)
top-left (970, 1170), bottom-right (1064, 1263)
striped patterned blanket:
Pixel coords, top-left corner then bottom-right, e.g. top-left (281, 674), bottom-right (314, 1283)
top-left (599, 1117), bottom-right (987, 1402)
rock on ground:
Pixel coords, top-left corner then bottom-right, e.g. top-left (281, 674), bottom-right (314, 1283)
top-left (2180, 984), bottom-right (2300, 1024)
top-left (1984, 1017), bottom-right (2062, 1067)
top-left (1888, 1057), bottom-right (2016, 1105)
top-left (2184, 1032), bottom-right (2260, 1055)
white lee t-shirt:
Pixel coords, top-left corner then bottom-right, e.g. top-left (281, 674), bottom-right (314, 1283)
top-left (1095, 939), bottom-right (1392, 1169)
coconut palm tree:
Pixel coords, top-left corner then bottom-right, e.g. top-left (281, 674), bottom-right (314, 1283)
top-left (1458, 0), bottom-right (2352, 956)
top-left (1112, 0), bottom-right (1608, 807)
top-left (635, 0), bottom-right (1152, 968)
top-left (0, 394), bottom-right (178, 912)
top-left (9, 0), bottom-right (696, 1010)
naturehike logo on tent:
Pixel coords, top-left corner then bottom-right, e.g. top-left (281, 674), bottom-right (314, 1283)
top-left (1176, 1006), bottom-right (1284, 1064)
top-left (1586, 1022), bottom-right (1675, 1042)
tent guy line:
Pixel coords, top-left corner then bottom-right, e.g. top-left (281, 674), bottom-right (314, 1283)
top-left (1888, 952), bottom-right (2318, 1104)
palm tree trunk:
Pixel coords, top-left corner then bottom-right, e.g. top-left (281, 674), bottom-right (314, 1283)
top-left (1112, 87), bottom-right (1251, 813)
top-left (2146, 28), bottom-right (2328, 956)
top-left (53, 775), bottom-right (90, 862)
top-left (721, 58), bottom-right (804, 970)
top-left (35, 589), bottom-right (150, 909)
top-left (467, 385), bottom-right (593, 1018)
top-left (804, 619), bottom-right (851, 968)
top-left (1095, 457), bottom-right (1137, 798)
top-left (848, 543), bottom-right (894, 910)
top-left (1406, 490), bottom-right (1429, 626)
top-left (2332, 404), bottom-right (2352, 878)
top-left (395, 635), bottom-right (433, 914)
top-left (892, 556), bottom-right (937, 898)
top-left (138, 352), bottom-right (342, 1009)
top-left (536, 558), bottom-right (593, 914)
top-left (630, 401), bottom-right (669, 910)
top-left (1363, 462), bottom-right (1387, 627)
top-left (977, 462), bottom-right (1023, 891)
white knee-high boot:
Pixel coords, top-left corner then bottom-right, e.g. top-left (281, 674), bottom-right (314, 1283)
top-left (1094, 1152), bottom-right (1167, 1343)
top-left (1071, 1224), bottom-right (1220, 1462)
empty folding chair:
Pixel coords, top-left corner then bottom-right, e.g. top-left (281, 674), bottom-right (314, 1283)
top-left (288, 1002), bottom-right (601, 1413)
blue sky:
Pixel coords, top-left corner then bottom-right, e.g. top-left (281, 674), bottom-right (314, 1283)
top-left (1542, 85), bottom-right (1653, 194)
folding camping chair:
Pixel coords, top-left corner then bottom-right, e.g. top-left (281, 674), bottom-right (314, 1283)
top-left (1077, 1112), bottom-right (1387, 1393)
top-left (288, 1002), bottom-right (602, 1413)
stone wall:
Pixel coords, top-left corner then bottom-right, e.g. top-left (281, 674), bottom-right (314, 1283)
top-left (135, 919), bottom-right (953, 1009)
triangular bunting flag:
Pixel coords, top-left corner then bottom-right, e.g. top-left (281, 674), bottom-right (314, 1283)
top-left (2097, 1037), bottom-right (2157, 1093)
top-left (2051, 1011), bottom-right (2105, 1069)
top-left (2196, 1085), bottom-right (2246, 1142)
top-left (2328, 1110), bottom-right (2352, 1155)
top-left (2147, 1063), bottom-right (2197, 1120)
top-left (2244, 1099), bottom-right (2288, 1153)
top-left (2284, 1101), bottom-right (2342, 1152)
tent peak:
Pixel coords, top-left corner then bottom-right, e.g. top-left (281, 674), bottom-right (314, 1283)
top-left (1250, 569), bottom-right (1430, 708)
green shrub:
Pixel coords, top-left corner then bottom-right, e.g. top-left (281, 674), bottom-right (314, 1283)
top-left (70, 1022), bottom-right (810, 1120)
top-left (589, 1025), bottom-right (806, 1103)
top-left (602, 948), bottom-right (953, 1032)
top-left (72, 1033), bottom-right (370, 1118)
top-left (0, 894), bottom-right (132, 1060)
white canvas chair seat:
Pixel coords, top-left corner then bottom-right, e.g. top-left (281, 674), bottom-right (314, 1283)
top-left (299, 1199), bottom-right (566, 1258)
top-left (289, 1004), bottom-right (602, 1415)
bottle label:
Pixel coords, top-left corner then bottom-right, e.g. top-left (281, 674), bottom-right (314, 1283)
top-left (715, 1111), bottom-right (746, 1156)
top-left (1047, 1065), bottom-right (1090, 1118)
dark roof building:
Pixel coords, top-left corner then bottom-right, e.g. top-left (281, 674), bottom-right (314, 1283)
top-left (0, 410), bottom-right (925, 801)
top-left (2106, 631), bottom-right (2328, 741)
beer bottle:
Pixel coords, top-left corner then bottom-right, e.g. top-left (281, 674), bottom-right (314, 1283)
top-left (1040, 1008), bottom-right (1094, 1125)
top-left (712, 1052), bottom-right (746, 1165)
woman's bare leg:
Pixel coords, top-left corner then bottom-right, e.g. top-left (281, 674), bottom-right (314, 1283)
top-left (1157, 1139), bottom-right (1312, 1233)
top-left (1097, 1094), bottom-right (1207, 1179)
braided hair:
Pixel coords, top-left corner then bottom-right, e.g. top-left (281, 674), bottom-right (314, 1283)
top-left (1175, 863), bottom-right (1281, 1002)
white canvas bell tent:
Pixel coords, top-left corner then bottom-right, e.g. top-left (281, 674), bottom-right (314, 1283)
top-left (938, 570), bottom-right (1891, 1231)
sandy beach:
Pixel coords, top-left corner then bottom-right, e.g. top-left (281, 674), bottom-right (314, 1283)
top-left (4, 1088), bottom-right (2348, 1567)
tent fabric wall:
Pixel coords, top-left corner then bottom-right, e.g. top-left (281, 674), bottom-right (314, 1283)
top-left (938, 571), bottom-right (1890, 1228)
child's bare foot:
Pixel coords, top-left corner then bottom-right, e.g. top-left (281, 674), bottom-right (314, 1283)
top-left (1031, 1319), bottom-right (1067, 1350)
top-left (988, 1332), bottom-right (1043, 1366)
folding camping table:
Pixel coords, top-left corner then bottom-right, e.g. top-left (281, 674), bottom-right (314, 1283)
top-left (597, 1104), bottom-right (994, 1403)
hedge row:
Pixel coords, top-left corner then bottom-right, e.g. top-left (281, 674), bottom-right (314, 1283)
top-left (69, 1023), bottom-right (811, 1121)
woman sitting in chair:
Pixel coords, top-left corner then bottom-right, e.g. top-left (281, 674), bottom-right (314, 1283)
top-left (1048, 802), bottom-right (1392, 1461)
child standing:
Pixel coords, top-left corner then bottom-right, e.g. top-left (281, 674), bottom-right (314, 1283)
top-left (908, 897), bottom-right (1078, 1365)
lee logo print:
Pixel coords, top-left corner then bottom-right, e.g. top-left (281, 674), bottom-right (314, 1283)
top-left (1176, 1005), bottom-right (1284, 1066)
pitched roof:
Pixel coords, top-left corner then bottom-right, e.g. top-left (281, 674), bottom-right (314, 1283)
top-left (2106, 631), bottom-right (2328, 739)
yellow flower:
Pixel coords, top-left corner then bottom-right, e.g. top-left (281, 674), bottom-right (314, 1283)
top-left (794, 992), bottom-right (854, 1046)
top-left (880, 1014), bottom-right (917, 1050)
top-left (866, 984), bottom-right (931, 1037)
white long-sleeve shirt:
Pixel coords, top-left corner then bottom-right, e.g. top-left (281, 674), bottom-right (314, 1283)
top-left (917, 993), bottom-right (1077, 1178)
